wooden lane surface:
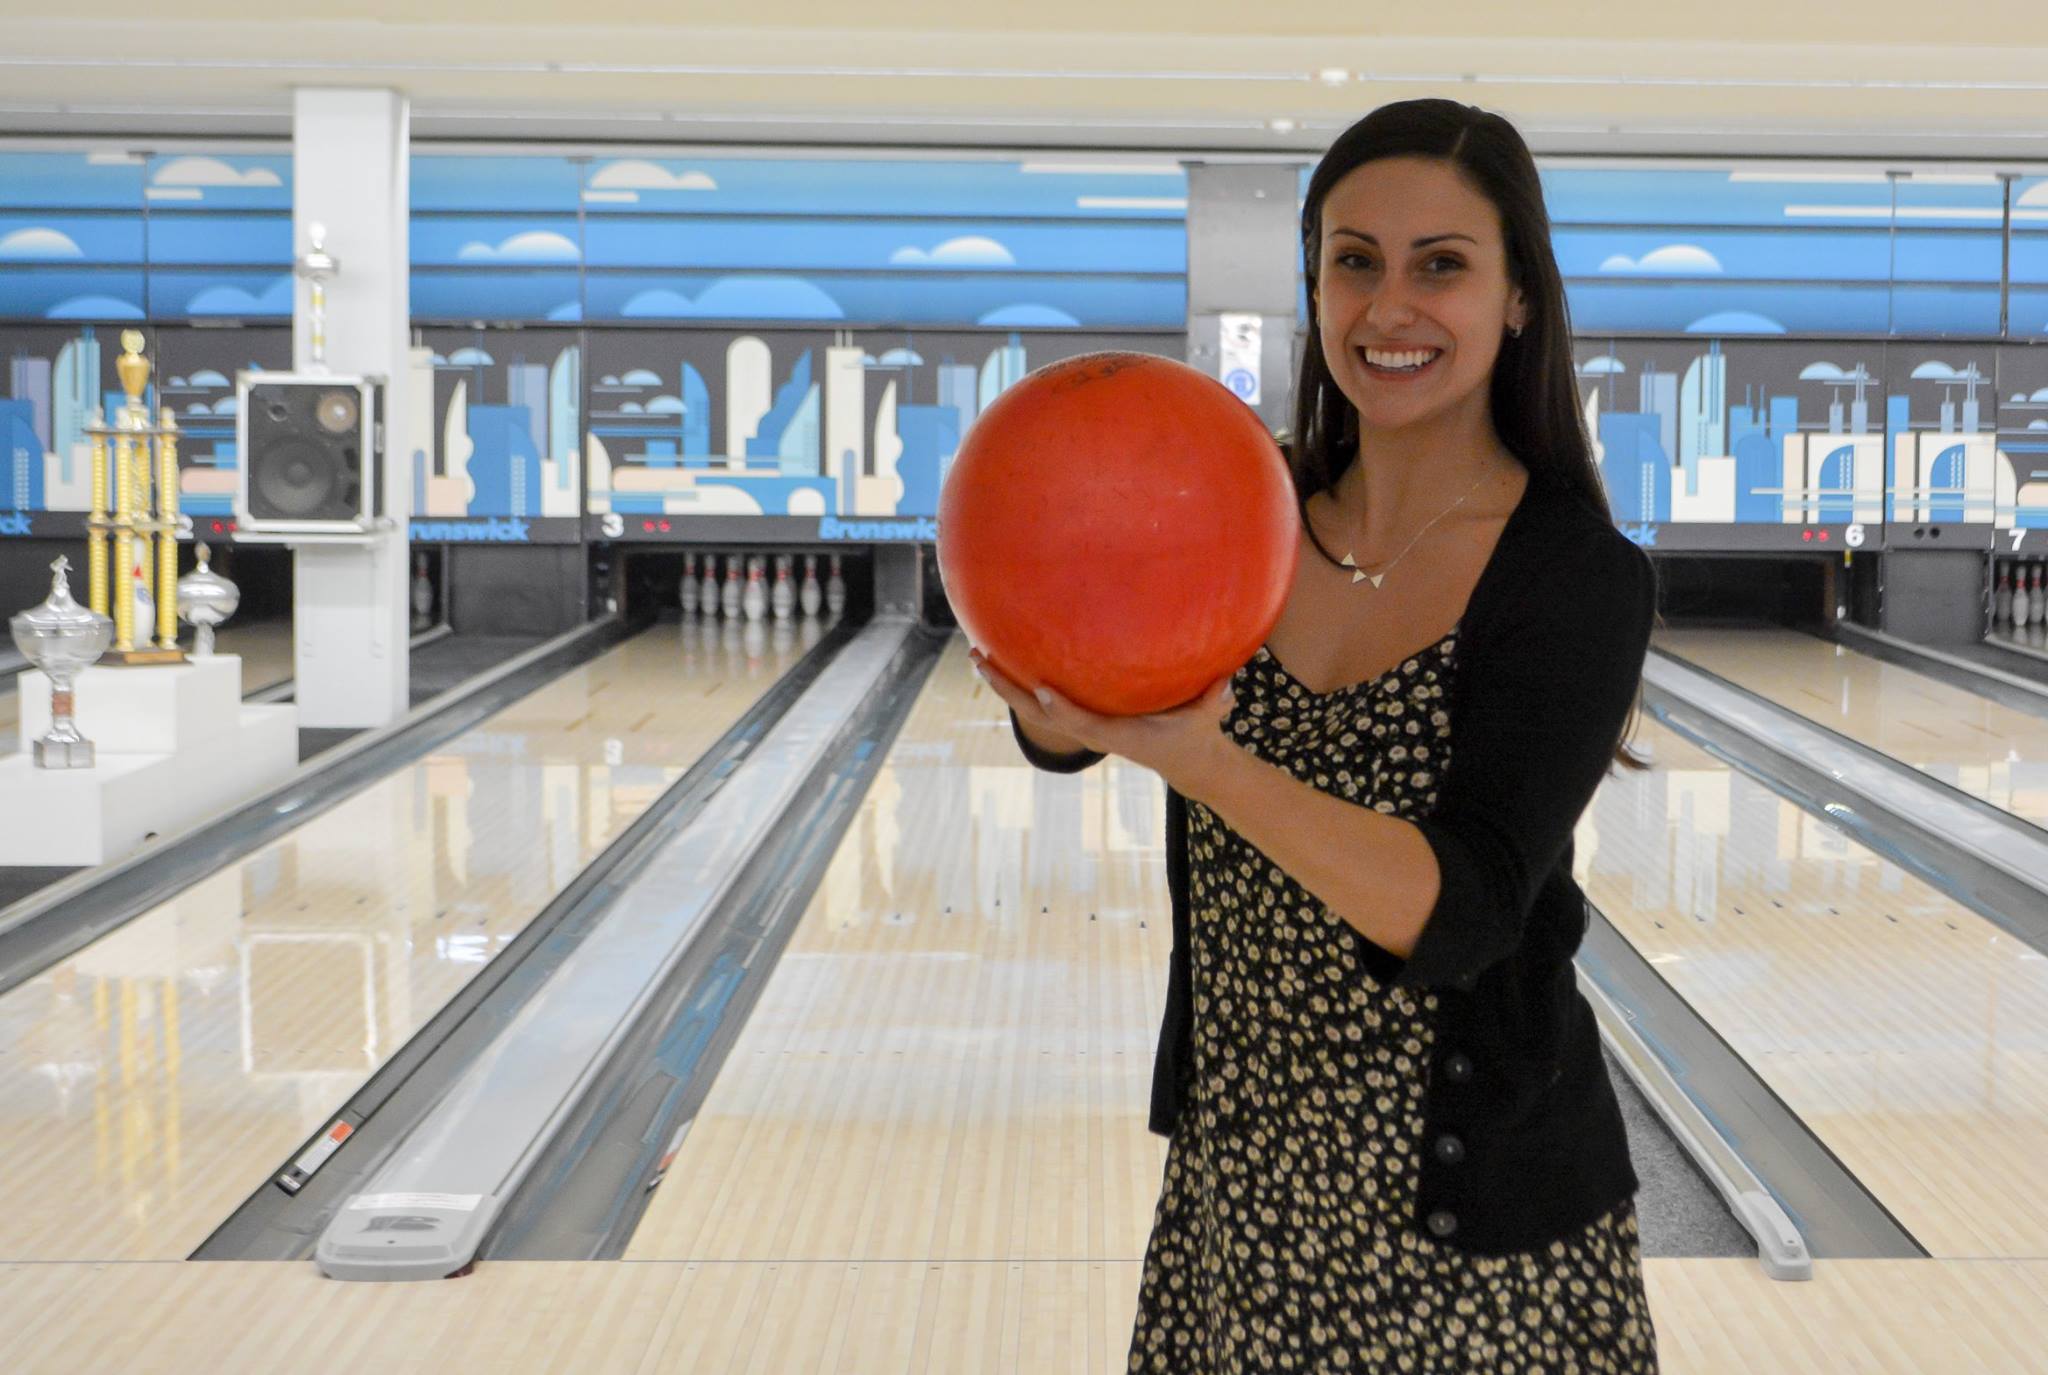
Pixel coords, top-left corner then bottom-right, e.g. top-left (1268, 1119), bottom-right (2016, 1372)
top-left (2, 1258), bottom-right (2044, 1373)
top-left (1656, 626), bottom-right (2048, 827)
top-left (0, 619), bottom-right (293, 758)
top-left (0, 616), bottom-right (815, 1263)
top-left (625, 640), bottom-right (1173, 1263)
top-left (1581, 717), bottom-right (2048, 1258)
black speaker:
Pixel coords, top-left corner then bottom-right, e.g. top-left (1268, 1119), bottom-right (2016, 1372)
top-left (235, 373), bottom-right (384, 537)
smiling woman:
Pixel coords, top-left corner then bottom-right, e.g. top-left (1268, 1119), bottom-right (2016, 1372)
top-left (1000, 99), bottom-right (1660, 1375)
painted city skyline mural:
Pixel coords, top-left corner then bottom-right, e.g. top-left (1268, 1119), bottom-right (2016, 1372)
top-left (0, 324), bottom-right (289, 535)
top-left (6, 148), bottom-right (2048, 542)
top-left (1578, 340), bottom-right (2048, 532)
top-left (583, 329), bottom-right (1170, 521)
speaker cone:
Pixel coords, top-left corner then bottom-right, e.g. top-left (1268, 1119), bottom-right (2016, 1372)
top-left (316, 390), bottom-right (360, 434)
top-left (253, 437), bottom-right (343, 518)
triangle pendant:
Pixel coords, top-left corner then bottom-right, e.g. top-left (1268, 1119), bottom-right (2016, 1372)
top-left (1341, 552), bottom-right (1383, 589)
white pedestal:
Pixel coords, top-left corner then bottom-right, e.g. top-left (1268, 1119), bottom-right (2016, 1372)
top-left (3, 657), bottom-right (298, 868)
top-left (19, 657), bottom-right (245, 754)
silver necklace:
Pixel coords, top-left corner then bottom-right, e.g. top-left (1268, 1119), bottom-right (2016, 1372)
top-left (1339, 471), bottom-right (1492, 589)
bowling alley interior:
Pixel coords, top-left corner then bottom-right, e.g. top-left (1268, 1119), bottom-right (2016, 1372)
top-left (3, 4), bottom-right (2048, 1371)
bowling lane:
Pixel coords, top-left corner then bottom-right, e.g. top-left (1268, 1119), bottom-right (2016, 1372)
top-left (208, 618), bottom-right (297, 697)
top-left (1658, 626), bottom-right (2048, 828)
top-left (1580, 716), bottom-right (2048, 1258)
top-left (625, 639), bottom-right (1174, 1263)
top-left (0, 615), bottom-right (817, 1262)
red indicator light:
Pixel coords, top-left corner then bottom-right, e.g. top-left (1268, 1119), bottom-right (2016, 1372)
top-left (1819, 530), bottom-right (1830, 541)
top-left (1801, 530), bottom-right (1813, 542)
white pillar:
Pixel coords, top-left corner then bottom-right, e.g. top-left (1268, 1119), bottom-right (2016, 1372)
top-left (290, 87), bottom-right (410, 727)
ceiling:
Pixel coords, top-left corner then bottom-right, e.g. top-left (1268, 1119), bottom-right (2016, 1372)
top-left (4, 1), bottom-right (2047, 160)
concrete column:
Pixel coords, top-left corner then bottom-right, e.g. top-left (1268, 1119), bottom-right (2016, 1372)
top-left (1184, 164), bottom-right (1300, 434)
top-left (290, 87), bottom-right (410, 727)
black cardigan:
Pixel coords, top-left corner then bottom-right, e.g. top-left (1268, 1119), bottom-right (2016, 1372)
top-left (1011, 477), bottom-right (1657, 1256)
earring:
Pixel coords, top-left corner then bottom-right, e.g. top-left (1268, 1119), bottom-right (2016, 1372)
top-left (1508, 324), bottom-right (1524, 339)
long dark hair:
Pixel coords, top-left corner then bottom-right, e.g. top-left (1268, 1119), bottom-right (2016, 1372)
top-left (1292, 98), bottom-right (1606, 520)
top-left (1293, 99), bottom-right (1649, 768)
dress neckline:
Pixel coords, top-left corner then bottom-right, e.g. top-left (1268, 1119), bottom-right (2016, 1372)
top-left (1256, 472), bottom-right (1550, 701)
top-left (1254, 627), bottom-right (1459, 700)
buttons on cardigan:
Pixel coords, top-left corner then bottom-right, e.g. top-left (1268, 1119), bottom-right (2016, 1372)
top-left (1426, 1209), bottom-right (1459, 1239)
top-left (1443, 1052), bottom-right (1474, 1084)
top-left (1433, 1134), bottom-right (1466, 1166)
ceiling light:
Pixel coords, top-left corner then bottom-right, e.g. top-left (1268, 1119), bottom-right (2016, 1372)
top-left (1268, 118), bottom-right (1299, 134)
top-left (1317, 68), bottom-right (1351, 87)
top-left (1020, 161), bottom-right (1185, 176)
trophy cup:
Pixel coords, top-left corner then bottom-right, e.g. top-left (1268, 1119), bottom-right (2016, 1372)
top-left (85, 330), bottom-right (186, 666)
top-left (176, 542), bottom-right (240, 657)
top-left (9, 557), bottom-right (114, 769)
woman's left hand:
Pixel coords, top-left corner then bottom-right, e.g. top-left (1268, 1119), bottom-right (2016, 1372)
top-left (971, 648), bottom-right (1239, 802)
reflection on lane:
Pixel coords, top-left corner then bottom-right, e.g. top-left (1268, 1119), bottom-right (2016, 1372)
top-left (0, 616), bottom-right (817, 1262)
top-left (1658, 627), bottom-right (2048, 827)
top-left (1579, 717), bottom-right (2048, 1258)
top-left (625, 642), bottom-right (1173, 1263)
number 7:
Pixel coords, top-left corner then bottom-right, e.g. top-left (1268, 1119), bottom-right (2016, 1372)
top-left (2013, 528), bottom-right (2029, 552)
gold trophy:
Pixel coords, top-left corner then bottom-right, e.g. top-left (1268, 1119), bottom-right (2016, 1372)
top-left (84, 330), bottom-right (186, 666)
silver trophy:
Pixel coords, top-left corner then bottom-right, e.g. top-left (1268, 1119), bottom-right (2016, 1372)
top-left (9, 557), bottom-right (114, 769)
top-left (176, 542), bottom-right (240, 657)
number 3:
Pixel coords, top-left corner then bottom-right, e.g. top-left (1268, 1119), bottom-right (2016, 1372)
top-left (601, 513), bottom-right (624, 539)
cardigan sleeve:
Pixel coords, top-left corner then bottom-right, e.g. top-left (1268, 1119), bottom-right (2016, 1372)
top-left (1395, 528), bottom-right (1656, 991)
top-left (1010, 711), bottom-right (1106, 774)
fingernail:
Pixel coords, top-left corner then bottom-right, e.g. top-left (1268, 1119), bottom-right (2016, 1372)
top-left (1034, 687), bottom-right (1052, 707)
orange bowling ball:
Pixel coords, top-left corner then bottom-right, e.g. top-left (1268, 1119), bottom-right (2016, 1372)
top-left (937, 351), bottom-right (1300, 717)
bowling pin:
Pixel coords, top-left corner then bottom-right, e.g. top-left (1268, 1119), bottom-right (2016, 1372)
top-left (681, 551), bottom-right (698, 617)
top-left (2014, 567), bottom-right (2032, 630)
top-left (1995, 564), bottom-right (2013, 626)
top-left (721, 553), bottom-right (743, 619)
top-left (132, 561), bottom-right (156, 645)
top-left (699, 554), bottom-right (720, 618)
top-left (742, 556), bottom-right (767, 623)
top-left (2034, 565), bottom-right (2046, 627)
top-left (771, 555), bottom-right (795, 622)
top-left (825, 554), bottom-right (847, 619)
top-left (412, 552), bottom-right (434, 629)
top-left (799, 554), bottom-right (823, 618)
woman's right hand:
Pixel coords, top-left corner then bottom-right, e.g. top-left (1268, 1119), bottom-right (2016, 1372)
top-left (970, 648), bottom-right (1091, 757)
